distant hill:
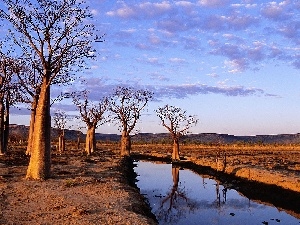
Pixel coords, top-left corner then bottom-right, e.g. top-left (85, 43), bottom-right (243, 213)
top-left (9, 124), bottom-right (83, 142)
top-left (8, 124), bottom-right (300, 145)
top-left (131, 132), bottom-right (300, 144)
top-left (180, 133), bottom-right (300, 145)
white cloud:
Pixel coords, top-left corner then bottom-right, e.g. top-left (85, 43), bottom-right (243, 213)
top-left (91, 65), bottom-right (99, 69)
top-left (261, 2), bottom-right (284, 20)
top-left (149, 72), bottom-right (170, 82)
top-left (147, 57), bottom-right (160, 63)
top-left (106, 6), bottom-right (136, 18)
top-left (148, 35), bottom-right (161, 45)
top-left (157, 19), bottom-right (189, 33)
top-left (136, 56), bottom-right (164, 66)
top-left (121, 28), bottom-right (136, 33)
top-left (175, 1), bottom-right (194, 7)
top-left (169, 58), bottom-right (186, 63)
top-left (139, 1), bottom-right (172, 16)
top-left (106, 1), bottom-right (173, 19)
top-left (198, 0), bottom-right (229, 7)
top-left (224, 59), bottom-right (248, 73)
top-left (207, 72), bottom-right (219, 78)
top-left (91, 9), bottom-right (99, 16)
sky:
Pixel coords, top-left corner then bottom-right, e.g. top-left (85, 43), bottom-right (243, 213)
top-left (6, 0), bottom-right (300, 135)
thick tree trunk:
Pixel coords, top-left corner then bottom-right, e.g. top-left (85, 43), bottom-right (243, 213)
top-left (58, 134), bottom-right (65, 152)
top-left (58, 129), bottom-right (65, 152)
top-left (26, 99), bottom-right (37, 155)
top-left (172, 138), bottom-right (180, 161)
top-left (26, 80), bottom-right (51, 180)
top-left (0, 99), bottom-right (4, 155)
top-left (121, 131), bottom-right (131, 156)
top-left (3, 97), bottom-right (9, 153)
top-left (85, 126), bottom-right (96, 155)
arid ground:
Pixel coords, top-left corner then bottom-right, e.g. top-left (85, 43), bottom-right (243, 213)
top-left (1, 143), bottom-right (300, 224)
top-left (0, 146), bottom-right (157, 225)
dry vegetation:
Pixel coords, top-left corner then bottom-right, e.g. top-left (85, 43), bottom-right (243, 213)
top-left (131, 143), bottom-right (300, 174)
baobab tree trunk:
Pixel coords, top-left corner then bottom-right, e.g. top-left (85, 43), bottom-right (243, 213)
top-left (26, 98), bottom-right (38, 155)
top-left (85, 125), bottom-right (96, 155)
top-left (121, 131), bottom-right (131, 156)
top-left (26, 79), bottom-right (51, 180)
top-left (58, 131), bottom-right (65, 152)
top-left (3, 96), bottom-right (9, 153)
top-left (0, 98), bottom-right (4, 155)
top-left (172, 138), bottom-right (180, 161)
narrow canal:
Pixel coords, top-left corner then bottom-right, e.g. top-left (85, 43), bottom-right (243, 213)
top-left (134, 160), bottom-right (300, 225)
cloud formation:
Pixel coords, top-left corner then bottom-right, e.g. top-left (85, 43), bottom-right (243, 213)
top-left (105, 0), bottom-right (300, 71)
top-left (106, 1), bottom-right (173, 19)
top-left (198, 0), bottom-right (229, 8)
top-left (77, 77), bottom-right (275, 101)
top-left (149, 83), bottom-right (266, 99)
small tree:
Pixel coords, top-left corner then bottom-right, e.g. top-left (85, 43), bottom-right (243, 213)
top-left (108, 86), bottom-right (153, 156)
top-left (156, 105), bottom-right (198, 161)
top-left (72, 92), bottom-right (109, 155)
top-left (53, 110), bottom-right (68, 152)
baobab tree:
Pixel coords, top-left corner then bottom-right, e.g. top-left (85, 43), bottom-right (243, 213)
top-left (72, 92), bottom-right (109, 155)
top-left (53, 110), bottom-right (68, 152)
top-left (0, 0), bottom-right (101, 179)
top-left (108, 86), bottom-right (153, 156)
top-left (156, 105), bottom-right (198, 161)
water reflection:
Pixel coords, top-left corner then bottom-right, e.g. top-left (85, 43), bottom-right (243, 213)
top-left (156, 166), bottom-right (198, 224)
top-left (214, 180), bottom-right (227, 207)
top-left (135, 161), bottom-right (300, 225)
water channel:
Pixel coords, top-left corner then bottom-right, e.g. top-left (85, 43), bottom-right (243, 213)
top-left (134, 160), bottom-right (300, 225)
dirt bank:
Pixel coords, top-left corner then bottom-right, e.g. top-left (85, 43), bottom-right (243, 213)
top-left (0, 148), bottom-right (157, 225)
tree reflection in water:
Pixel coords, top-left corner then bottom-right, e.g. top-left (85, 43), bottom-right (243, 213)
top-left (155, 165), bottom-right (229, 224)
top-left (213, 180), bottom-right (228, 209)
top-left (155, 165), bottom-right (198, 224)
top-left (136, 161), bottom-right (300, 225)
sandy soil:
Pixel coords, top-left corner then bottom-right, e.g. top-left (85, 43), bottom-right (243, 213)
top-left (0, 147), bottom-right (157, 225)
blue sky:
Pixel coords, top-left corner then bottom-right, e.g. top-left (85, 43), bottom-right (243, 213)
top-left (8, 0), bottom-right (300, 135)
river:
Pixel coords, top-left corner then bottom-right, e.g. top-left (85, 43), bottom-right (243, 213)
top-left (134, 160), bottom-right (300, 225)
